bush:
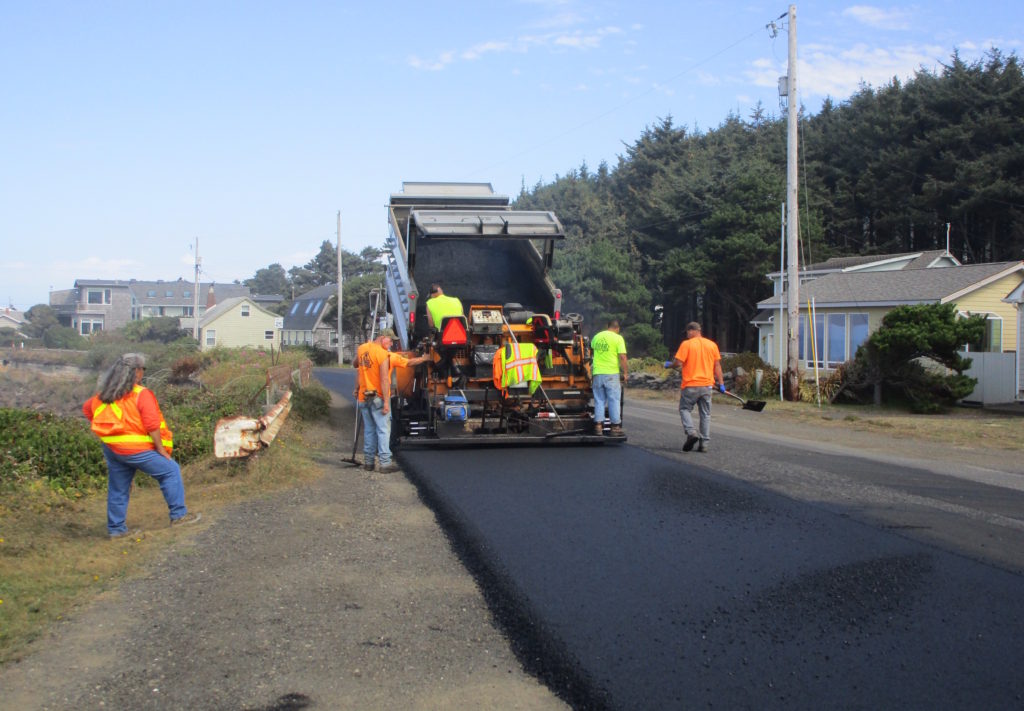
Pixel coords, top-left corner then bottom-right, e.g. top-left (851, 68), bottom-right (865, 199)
top-left (291, 382), bottom-right (331, 421)
top-left (0, 409), bottom-right (107, 495)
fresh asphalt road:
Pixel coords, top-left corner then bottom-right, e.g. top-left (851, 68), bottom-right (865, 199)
top-left (316, 370), bottom-right (1024, 710)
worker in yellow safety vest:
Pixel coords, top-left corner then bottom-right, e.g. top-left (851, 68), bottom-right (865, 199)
top-left (492, 340), bottom-right (542, 394)
top-left (82, 353), bottom-right (200, 538)
top-left (425, 283), bottom-right (464, 331)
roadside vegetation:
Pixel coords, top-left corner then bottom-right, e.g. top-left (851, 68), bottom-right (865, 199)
top-left (0, 323), bottom-right (333, 664)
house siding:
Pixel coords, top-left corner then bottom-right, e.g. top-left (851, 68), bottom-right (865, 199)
top-left (947, 273), bottom-right (1023, 352)
top-left (200, 301), bottom-right (280, 351)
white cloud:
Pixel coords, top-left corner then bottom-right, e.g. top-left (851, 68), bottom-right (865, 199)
top-left (407, 50), bottom-right (456, 71)
top-left (841, 5), bottom-right (913, 31)
top-left (695, 70), bottom-right (722, 87)
top-left (747, 42), bottom-right (950, 101)
top-left (462, 41), bottom-right (512, 61)
top-left (408, 23), bottom-right (621, 72)
top-left (799, 42), bottom-right (948, 98)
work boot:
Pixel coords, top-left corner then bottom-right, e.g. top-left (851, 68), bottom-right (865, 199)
top-left (609, 424), bottom-right (624, 437)
top-left (170, 512), bottom-right (202, 527)
top-left (683, 434), bottom-right (699, 452)
top-left (697, 439), bottom-right (709, 453)
top-left (378, 462), bottom-right (400, 474)
top-left (364, 462), bottom-right (375, 471)
top-left (593, 420), bottom-right (605, 435)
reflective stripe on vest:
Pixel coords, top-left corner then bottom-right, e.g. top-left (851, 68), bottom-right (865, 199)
top-left (90, 385), bottom-right (173, 451)
top-left (500, 342), bottom-right (541, 392)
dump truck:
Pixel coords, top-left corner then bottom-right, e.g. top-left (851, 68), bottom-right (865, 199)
top-left (381, 181), bottom-right (624, 447)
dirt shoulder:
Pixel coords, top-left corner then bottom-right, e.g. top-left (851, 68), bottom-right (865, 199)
top-left (0, 394), bottom-right (569, 711)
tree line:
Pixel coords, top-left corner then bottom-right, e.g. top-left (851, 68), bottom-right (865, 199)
top-left (232, 50), bottom-right (1021, 358)
top-left (514, 49), bottom-right (1023, 355)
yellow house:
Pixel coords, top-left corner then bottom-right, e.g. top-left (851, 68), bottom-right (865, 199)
top-left (754, 253), bottom-right (1024, 397)
top-left (198, 296), bottom-right (282, 351)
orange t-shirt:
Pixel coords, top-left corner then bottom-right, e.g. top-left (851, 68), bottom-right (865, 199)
top-left (674, 335), bottom-right (721, 388)
top-left (355, 341), bottom-right (409, 401)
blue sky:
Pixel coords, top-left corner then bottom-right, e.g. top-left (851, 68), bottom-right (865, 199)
top-left (2, 1), bottom-right (1020, 310)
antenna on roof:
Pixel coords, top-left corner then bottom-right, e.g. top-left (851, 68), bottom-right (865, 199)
top-left (945, 223), bottom-right (951, 256)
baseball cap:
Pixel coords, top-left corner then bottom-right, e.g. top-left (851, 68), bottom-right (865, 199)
top-left (378, 328), bottom-right (397, 339)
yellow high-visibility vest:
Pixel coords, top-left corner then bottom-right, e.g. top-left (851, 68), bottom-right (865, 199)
top-left (498, 341), bottom-right (541, 394)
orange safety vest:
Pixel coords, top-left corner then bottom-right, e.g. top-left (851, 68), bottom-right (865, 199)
top-left (87, 385), bottom-right (174, 454)
top-left (493, 341), bottom-right (541, 394)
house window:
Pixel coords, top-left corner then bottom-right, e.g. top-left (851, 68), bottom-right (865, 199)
top-left (205, 329), bottom-right (216, 346)
top-left (183, 290), bottom-right (191, 298)
top-left (182, 306), bottom-right (193, 317)
top-left (265, 330), bottom-right (274, 340)
top-left (962, 313), bottom-right (1004, 353)
top-left (241, 305), bottom-right (250, 317)
top-left (80, 319), bottom-right (103, 335)
top-left (305, 301), bottom-right (315, 314)
top-left (147, 290), bottom-right (157, 297)
top-left (165, 290), bottom-right (174, 298)
top-left (827, 314), bottom-right (846, 368)
top-left (290, 303), bottom-right (299, 315)
top-left (849, 313), bottom-right (869, 357)
top-left (985, 317), bottom-right (1003, 352)
top-left (87, 290), bottom-right (104, 304)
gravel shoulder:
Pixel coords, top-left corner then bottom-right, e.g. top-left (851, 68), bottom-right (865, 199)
top-left (0, 394), bottom-right (569, 711)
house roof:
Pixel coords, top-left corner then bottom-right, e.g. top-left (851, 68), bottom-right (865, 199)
top-left (199, 296), bottom-right (279, 327)
top-left (282, 284), bottom-right (335, 331)
top-left (74, 279), bottom-right (134, 289)
top-left (758, 261), bottom-right (1024, 309)
top-left (1, 307), bottom-right (25, 327)
top-left (769, 250), bottom-right (960, 279)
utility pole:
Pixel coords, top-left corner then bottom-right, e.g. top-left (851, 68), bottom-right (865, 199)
top-left (337, 211), bottom-right (344, 365)
top-left (783, 4), bottom-right (800, 401)
top-left (193, 237), bottom-right (201, 341)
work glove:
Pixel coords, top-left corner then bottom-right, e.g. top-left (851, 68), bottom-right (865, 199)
top-left (718, 383), bottom-right (727, 394)
top-left (663, 360), bottom-right (673, 369)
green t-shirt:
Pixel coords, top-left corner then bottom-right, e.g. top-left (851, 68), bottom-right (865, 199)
top-left (426, 294), bottom-right (463, 329)
top-left (591, 329), bottom-right (626, 375)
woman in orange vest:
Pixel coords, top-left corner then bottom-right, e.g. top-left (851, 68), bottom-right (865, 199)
top-left (83, 353), bottom-right (200, 538)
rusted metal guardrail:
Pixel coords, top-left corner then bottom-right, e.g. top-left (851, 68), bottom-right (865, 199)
top-left (213, 359), bottom-right (312, 459)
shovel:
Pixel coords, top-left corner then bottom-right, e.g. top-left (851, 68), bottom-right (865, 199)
top-left (342, 408), bottom-right (364, 466)
top-left (720, 389), bottom-right (767, 412)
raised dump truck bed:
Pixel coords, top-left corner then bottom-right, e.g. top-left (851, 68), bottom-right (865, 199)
top-left (381, 181), bottom-right (623, 447)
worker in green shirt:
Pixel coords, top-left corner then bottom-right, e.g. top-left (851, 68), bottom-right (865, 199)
top-left (426, 283), bottom-right (466, 385)
top-left (590, 319), bottom-right (628, 436)
top-left (425, 284), bottom-right (464, 332)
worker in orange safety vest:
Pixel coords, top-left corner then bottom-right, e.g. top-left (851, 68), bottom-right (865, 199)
top-left (83, 353), bottom-right (200, 538)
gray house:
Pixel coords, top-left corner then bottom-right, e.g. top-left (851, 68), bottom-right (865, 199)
top-left (281, 284), bottom-right (336, 348)
top-left (50, 278), bottom-right (267, 336)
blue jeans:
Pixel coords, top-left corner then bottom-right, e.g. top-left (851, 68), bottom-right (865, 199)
top-left (679, 386), bottom-right (713, 442)
top-left (103, 445), bottom-right (187, 535)
top-left (358, 399), bottom-right (393, 466)
top-left (593, 374), bottom-right (622, 425)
